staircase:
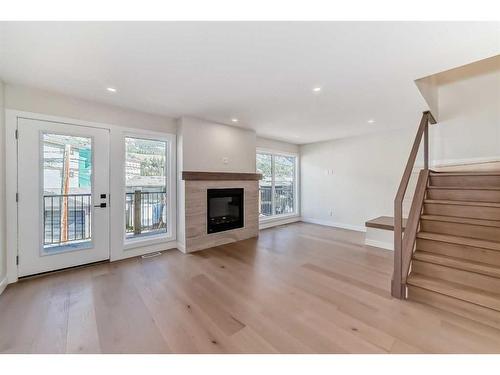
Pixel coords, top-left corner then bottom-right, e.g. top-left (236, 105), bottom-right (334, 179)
top-left (406, 171), bottom-right (500, 327)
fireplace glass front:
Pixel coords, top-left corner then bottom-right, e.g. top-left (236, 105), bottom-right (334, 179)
top-left (207, 188), bottom-right (244, 234)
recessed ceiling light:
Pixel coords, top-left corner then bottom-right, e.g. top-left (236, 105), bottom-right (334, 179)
top-left (231, 118), bottom-right (239, 123)
top-left (367, 119), bottom-right (376, 124)
top-left (312, 87), bottom-right (322, 92)
top-left (106, 87), bottom-right (117, 93)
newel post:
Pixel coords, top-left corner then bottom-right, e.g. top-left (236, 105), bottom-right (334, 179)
top-left (392, 202), bottom-right (405, 299)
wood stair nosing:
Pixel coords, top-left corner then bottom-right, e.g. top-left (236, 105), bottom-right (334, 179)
top-left (424, 199), bottom-right (500, 208)
top-left (429, 169), bottom-right (500, 176)
top-left (423, 200), bottom-right (500, 221)
top-left (430, 171), bottom-right (500, 176)
top-left (426, 188), bottom-right (500, 204)
top-left (416, 231), bottom-right (500, 251)
top-left (429, 175), bottom-right (500, 189)
top-left (420, 214), bottom-right (500, 228)
top-left (419, 219), bottom-right (500, 243)
top-left (428, 186), bottom-right (500, 191)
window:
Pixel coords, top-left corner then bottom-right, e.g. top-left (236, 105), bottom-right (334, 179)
top-left (256, 151), bottom-right (298, 219)
top-left (42, 133), bottom-right (93, 252)
top-left (125, 137), bottom-right (168, 240)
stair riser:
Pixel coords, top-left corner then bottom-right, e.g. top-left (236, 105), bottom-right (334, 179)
top-left (427, 189), bottom-right (500, 203)
top-left (430, 175), bottom-right (500, 188)
top-left (407, 285), bottom-right (500, 329)
top-left (417, 238), bottom-right (500, 266)
top-left (420, 220), bottom-right (500, 242)
top-left (412, 260), bottom-right (500, 294)
top-left (424, 203), bottom-right (500, 220)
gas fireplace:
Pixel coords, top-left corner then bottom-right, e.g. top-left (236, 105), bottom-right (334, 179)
top-left (207, 188), bottom-right (244, 234)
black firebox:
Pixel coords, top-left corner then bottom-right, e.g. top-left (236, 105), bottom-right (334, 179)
top-left (207, 188), bottom-right (244, 234)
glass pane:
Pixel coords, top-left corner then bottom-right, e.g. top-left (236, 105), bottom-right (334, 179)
top-left (125, 137), bottom-right (168, 239)
top-left (274, 155), bottom-right (295, 215)
top-left (256, 153), bottom-right (273, 217)
top-left (43, 133), bottom-right (92, 253)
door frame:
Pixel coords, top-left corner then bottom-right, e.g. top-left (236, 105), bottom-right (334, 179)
top-left (5, 110), bottom-right (178, 284)
top-left (6, 110), bottom-right (112, 282)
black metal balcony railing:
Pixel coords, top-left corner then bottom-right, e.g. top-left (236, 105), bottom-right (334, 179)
top-left (43, 194), bottom-right (92, 246)
top-left (125, 190), bottom-right (167, 236)
top-left (43, 190), bottom-right (167, 247)
top-left (259, 184), bottom-right (294, 216)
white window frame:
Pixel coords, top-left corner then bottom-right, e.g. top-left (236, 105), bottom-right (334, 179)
top-left (122, 132), bottom-right (176, 249)
top-left (256, 148), bottom-right (300, 222)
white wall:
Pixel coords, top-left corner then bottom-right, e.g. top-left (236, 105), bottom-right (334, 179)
top-left (256, 136), bottom-right (299, 154)
top-left (178, 117), bottom-right (256, 173)
top-left (4, 84), bottom-right (177, 133)
top-left (415, 75), bottom-right (439, 121)
top-left (0, 81), bottom-right (6, 291)
top-left (301, 128), bottom-right (419, 231)
top-left (301, 57), bottom-right (500, 232)
top-left (430, 61), bottom-right (500, 165)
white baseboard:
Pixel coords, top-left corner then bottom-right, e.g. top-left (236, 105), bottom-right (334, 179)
top-left (365, 227), bottom-right (394, 251)
top-left (259, 216), bottom-right (301, 230)
top-left (301, 217), bottom-right (366, 232)
top-left (176, 242), bottom-right (186, 253)
top-left (0, 276), bottom-right (8, 296)
top-left (365, 239), bottom-right (394, 251)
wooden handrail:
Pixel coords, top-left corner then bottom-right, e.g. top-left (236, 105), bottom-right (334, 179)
top-left (392, 111), bottom-right (435, 299)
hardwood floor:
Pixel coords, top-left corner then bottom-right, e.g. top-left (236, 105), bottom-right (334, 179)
top-left (2, 222), bottom-right (500, 353)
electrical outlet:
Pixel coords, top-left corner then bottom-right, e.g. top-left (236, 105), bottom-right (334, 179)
top-left (329, 209), bottom-right (334, 216)
top-left (222, 157), bottom-right (229, 164)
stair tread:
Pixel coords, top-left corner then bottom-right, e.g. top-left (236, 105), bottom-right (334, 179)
top-left (420, 214), bottom-right (500, 227)
top-left (413, 251), bottom-right (500, 278)
top-left (407, 274), bottom-right (500, 311)
top-left (430, 171), bottom-right (500, 176)
top-left (424, 199), bottom-right (500, 208)
top-left (428, 186), bottom-right (500, 191)
top-left (417, 231), bottom-right (500, 251)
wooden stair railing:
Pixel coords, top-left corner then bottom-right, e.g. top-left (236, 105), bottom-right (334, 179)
top-left (392, 111), bottom-right (437, 299)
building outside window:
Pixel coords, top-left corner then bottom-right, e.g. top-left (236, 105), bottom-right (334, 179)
top-left (256, 151), bottom-right (298, 219)
top-left (124, 137), bottom-right (168, 240)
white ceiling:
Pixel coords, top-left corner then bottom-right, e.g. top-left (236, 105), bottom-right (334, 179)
top-left (0, 22), bottom-right (499, 144)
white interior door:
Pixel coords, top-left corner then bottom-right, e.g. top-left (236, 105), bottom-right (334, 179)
top-left (17, 118), bottom-right (110, 277)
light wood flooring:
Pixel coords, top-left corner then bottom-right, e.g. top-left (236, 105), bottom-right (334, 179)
top-left (2, 222), bottom-right (500, 353)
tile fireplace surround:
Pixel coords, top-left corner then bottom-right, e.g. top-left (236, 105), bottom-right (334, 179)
top-left (181, 171), bottom-right (262, 253)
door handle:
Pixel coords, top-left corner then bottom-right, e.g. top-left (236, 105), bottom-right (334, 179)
top-left (94, 203), bottom-right (107, 208)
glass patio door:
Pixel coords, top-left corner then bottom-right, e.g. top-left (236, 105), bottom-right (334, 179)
top-left (17, 118), bottom-right (110, 277)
